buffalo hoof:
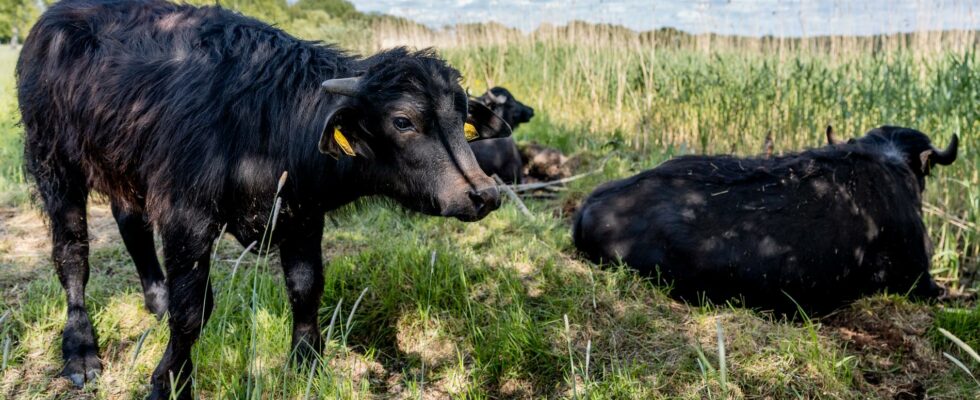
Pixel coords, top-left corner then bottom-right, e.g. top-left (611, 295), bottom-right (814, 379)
top-left (61, 350), bottom-right (102, 388)
top-left (144, 282), bottom-right (169, 320)
top-left (290, 332), bottom-right (324, 368)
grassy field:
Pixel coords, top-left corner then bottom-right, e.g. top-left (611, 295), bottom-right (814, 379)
top-left (0, 20), bottom-right (979, 399)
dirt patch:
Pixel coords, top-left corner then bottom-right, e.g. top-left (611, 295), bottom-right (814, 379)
top-left (0, 206), bottom-right (50, 264)
top-left (824, 298), bottom-right (946, 398)
top-left (395, 312), bottom-right (459, 369)
top-left (0, 203), bottom-right (124, 305)
top-left (498, 377), bottom-right (535, 399)
top-left (327, 350), bottom-right (386, 388)
top-left (0, 203), bottom-right (119, 259)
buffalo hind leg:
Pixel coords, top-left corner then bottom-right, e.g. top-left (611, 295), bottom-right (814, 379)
top-left (148, 222), bottom-right (215, 400)
top-left (279, 218), bottom-right (325, 365)
top-left (40, 168), bottom-right (101, 387)
top-left (111, 201), bottom-right (168, 319)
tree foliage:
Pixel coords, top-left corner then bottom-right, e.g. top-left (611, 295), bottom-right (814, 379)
top-left (0, 0), bottom-right (43, 44)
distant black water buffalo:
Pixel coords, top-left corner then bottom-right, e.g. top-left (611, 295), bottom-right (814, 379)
top-left (573, 126), bottom-right (958, 314)
top-left (469, 87), bottom-right (535, 183)
top-left (18, 0), bottom-right (510, 398)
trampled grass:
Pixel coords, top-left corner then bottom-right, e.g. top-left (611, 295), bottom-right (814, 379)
top-left (0, 20), bottom-right (978, 399)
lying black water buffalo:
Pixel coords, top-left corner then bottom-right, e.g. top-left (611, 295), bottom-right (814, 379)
top-left (18, 0), bottom-right (509, 398)
top-left (520, 141), bottom-right (571, 182)
top-left (574, 126), bottom-right (958, 314)
top-left (469, 87), bottom-right (535, 183)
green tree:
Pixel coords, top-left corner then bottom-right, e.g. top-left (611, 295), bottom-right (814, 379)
top-left (0, 0), bottom-right (42, 44)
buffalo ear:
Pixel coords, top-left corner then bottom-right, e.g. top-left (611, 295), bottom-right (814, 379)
top-left (319, 107), bottom-right (374, 159)
top-left (918, 150), bottom-right (932, 173)
top-left (914, 134), bottom-right (958, 173)
top-left (467, 101), bottom-right (511, 141)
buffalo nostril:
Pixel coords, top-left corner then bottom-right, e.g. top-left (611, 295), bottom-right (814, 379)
top-left (484, 187), bottom-right (501, 209)
top-left (469, 190), bottom-right (486, 214)
top-left (469, 187), bottom-right (501, 215)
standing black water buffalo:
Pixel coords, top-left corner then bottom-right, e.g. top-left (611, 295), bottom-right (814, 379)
top-left (573, 126), bottom-right (958, 314)
top-left (469, 87), bottom-right (535, 183)
top-left (18, 0), bottom-right (510, 398)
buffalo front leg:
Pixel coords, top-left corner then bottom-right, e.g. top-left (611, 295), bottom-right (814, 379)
top-left (279, 218), bottom-right (325, 364)
top-left (148, 223), bottom-right (215, 400)
top-left (32, 156), bottom-right (101, 387)
top-left (111, 201), bottom-right (168, 319)
top-left (47, 187), bottom-right (102, 387)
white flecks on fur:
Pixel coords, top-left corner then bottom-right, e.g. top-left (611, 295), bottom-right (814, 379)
top-left (681, 208), bottom-right (696, 221)
top-left (758, 236), bottom-right (789, 257)
top-left (236, 156), bottom-right (275, 189)
top-left (864, 214), bottom-right (879, 241)
top-left (811, 179), bottom-right (830, 196)
top-left (854, 247), bottom-right (865, 265)
top-left (146, 283), bottom-right (167, 300)
top-left (700, 237), bottom-right (721, 252)
top-left (684, 192), bottom-right (706, 206)
top-left (880, 141), bottom-right (905, 163)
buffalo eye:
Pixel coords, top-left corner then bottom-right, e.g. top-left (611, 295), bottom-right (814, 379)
top-left (392, 117), bottom-right (415, 132)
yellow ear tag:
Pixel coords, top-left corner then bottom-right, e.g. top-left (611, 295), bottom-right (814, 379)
top-left (464, 123), bottom-right (479, 141)
top-left (333, 127), bottom-right (355, 157)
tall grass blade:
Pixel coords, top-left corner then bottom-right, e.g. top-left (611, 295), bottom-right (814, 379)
top-left (943, 352), bottom-right (980, 387)
top-left (717, 320), bottom-right (728, 394)
top-left (564, 314), bottom-right (578, 399)
top-left (132, 327), bottom-right (153, 366)
top-left (938, 327), bottom-right (980, 364)
top-left (302, 356), bottom-right (318, 400)
top-left (1, 335), bottom-right (8, 372)
top-left (326, 298), bottom-right (343, 344)
top-left (584, 338), bottom-right (591, 382)
top-left (344, 287), bottom-right (370, 340)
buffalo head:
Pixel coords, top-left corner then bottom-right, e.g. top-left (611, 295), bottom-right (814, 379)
top-left (318, 48), bottom-right (512, 221)
top-left (853, 126), bottom-right (958, 189)
top-left (473, 87), bottom-right (535, 133)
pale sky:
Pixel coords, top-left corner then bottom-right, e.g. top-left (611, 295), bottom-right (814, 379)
top-left (350, 0), bottom-right (980, 37)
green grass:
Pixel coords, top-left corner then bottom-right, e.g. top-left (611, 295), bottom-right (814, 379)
top-left (0, 26), bottom-right (978, 399)
top-left (0, 48), bottom-right (25, 207)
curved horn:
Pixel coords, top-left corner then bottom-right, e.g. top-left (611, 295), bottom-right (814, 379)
top-left (763, 131), bottom-right (773, 158)
top-left (826, 125), bottom-right (839, 145)
top-left (488, 90), bottom-right (507, 104)
top-left (930, 134), bottom-right (958, 165)
top-left (321, 77), bottom-right (361, 97)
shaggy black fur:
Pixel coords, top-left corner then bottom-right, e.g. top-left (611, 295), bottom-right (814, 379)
top-left (573, 126), bottom-right (958, 315)
top-left (18, 1), bottom-right (508, 398)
